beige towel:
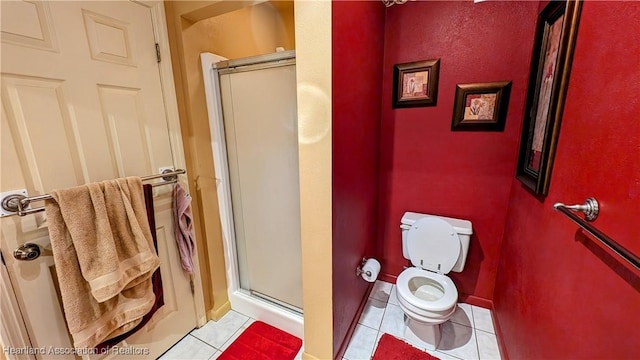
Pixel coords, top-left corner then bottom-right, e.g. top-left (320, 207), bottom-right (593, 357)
top-left (45, 177), bottom-right (159, 348)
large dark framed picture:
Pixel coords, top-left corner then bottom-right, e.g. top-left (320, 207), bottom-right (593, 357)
top-left (451, 81), bottom-right (511, 132)
top-left (392, 59), bottom-right (440, 108)
top-left (516, 0), bottom-right (582, 195)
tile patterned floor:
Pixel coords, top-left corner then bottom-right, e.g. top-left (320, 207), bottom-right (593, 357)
top-left (344, 280), bottom-right (501, 360)
top-left (159, 280), bottom-right (500, 360)
top-left (158, 310), bottom-right (304, 360)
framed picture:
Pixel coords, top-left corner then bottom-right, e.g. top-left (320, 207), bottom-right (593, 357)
top-left (451, 81), bottom-right (512, 131)
top-left (392, 59), bottom-right (440, 108)
top-left (516, 0), bottom-right (582, 195)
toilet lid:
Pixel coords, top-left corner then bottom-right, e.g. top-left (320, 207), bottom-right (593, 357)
top-left (407, 217), bottom-right (461, 273)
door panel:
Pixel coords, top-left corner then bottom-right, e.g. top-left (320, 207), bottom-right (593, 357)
top-left (2, 75), bottom-right (85, 192)
top-left (0, 1), bottom-right (58, 52)
top-left (0, 1), bottom-right (196, 358)
top-left (1, 257), bottom-right (36, 360)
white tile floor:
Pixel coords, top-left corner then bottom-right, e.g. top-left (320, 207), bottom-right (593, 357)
top-left (159, 280), bottom-right (500, 360)
top-left (158, 310), bottom-right (304, 360)
top-left (343, 280), bottom-right (501, 360)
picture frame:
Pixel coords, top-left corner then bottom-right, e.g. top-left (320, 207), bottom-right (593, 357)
top-left (392, 59), bottom-right (440, 108)
top-left (451, 81), bottom-right (512, 131)
top-left (516, 0), bottom-right (583, 195)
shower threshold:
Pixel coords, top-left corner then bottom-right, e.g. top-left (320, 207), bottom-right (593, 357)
top-left (250, 290), bottom-right (303, 316)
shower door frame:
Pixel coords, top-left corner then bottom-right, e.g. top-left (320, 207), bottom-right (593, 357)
top-left (200, 51), bottom-right (303, 338)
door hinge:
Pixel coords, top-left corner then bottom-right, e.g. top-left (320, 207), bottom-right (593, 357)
top-left (155, 43), bottom-right (161, 63)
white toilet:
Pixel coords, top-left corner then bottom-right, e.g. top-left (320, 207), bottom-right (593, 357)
top-left (396, 211), bottom-right (473, 350)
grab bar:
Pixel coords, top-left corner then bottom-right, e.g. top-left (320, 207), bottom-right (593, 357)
top-left (554, 198), bottom-right (640, 271)
top-left (1, 169), bottom-right (185, 217)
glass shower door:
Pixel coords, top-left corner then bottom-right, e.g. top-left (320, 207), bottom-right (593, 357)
top-left (218, 58), bottom-right (302, 311)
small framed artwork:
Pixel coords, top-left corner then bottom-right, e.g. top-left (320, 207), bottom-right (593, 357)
top-left (516, 0), bottom-right (582, 195)
top-left (451, 81), bottom-right (512, 131)
top-left (392, 59), bottom-right (440, 108)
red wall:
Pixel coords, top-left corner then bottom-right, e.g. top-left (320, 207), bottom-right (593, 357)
top-left (332, 1), bottom-right (385, 358)
top-left (493, 2), bottom-right (640, 358)
top-left (378, 1), bottom-right (539, 301)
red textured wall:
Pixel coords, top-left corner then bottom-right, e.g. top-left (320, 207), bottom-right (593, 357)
top-left (378, 1), bottom-right (539, 302)
top-left (493, 2), bottom-right (640, 358)
top-left (332, 1), bottom-right (385, 358)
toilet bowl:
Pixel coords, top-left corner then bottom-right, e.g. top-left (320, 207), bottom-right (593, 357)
top-left (396, 213), bottom-right (473, 350)
top-left (396, 267), bottom-right (458, 324)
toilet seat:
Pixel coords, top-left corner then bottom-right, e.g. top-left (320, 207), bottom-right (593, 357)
top-left (407, 217), bottom-right (460, 273)
top-left (396, 267), bottom-right (458, 312)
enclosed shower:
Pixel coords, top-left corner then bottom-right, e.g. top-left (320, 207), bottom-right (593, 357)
top-left (201, 51), bottom-right (302, 336)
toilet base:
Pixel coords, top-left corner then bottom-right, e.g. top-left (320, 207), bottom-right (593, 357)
top-left (404, 316), bottom-right (442, 351)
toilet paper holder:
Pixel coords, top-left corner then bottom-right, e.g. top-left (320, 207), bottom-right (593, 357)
top-left (356, 258), bottom-right (371, 278)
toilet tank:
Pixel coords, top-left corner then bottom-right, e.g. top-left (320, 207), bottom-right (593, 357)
top-left (400, 212), bottom-right (473, 273)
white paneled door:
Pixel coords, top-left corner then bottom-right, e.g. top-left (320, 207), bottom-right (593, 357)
top-left (0, 1), bottom-right (200, 359)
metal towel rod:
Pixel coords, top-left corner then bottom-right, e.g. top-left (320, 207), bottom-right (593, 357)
top-left (1, 169), bottom-right (186, 217)
top-left (553, 198), bottom-right (640, 271)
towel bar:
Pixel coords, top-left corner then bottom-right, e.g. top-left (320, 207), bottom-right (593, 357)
top-left (0, 169), bottom-right (186, 217)
top-left (554, 198), bottom-right (640, 271)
